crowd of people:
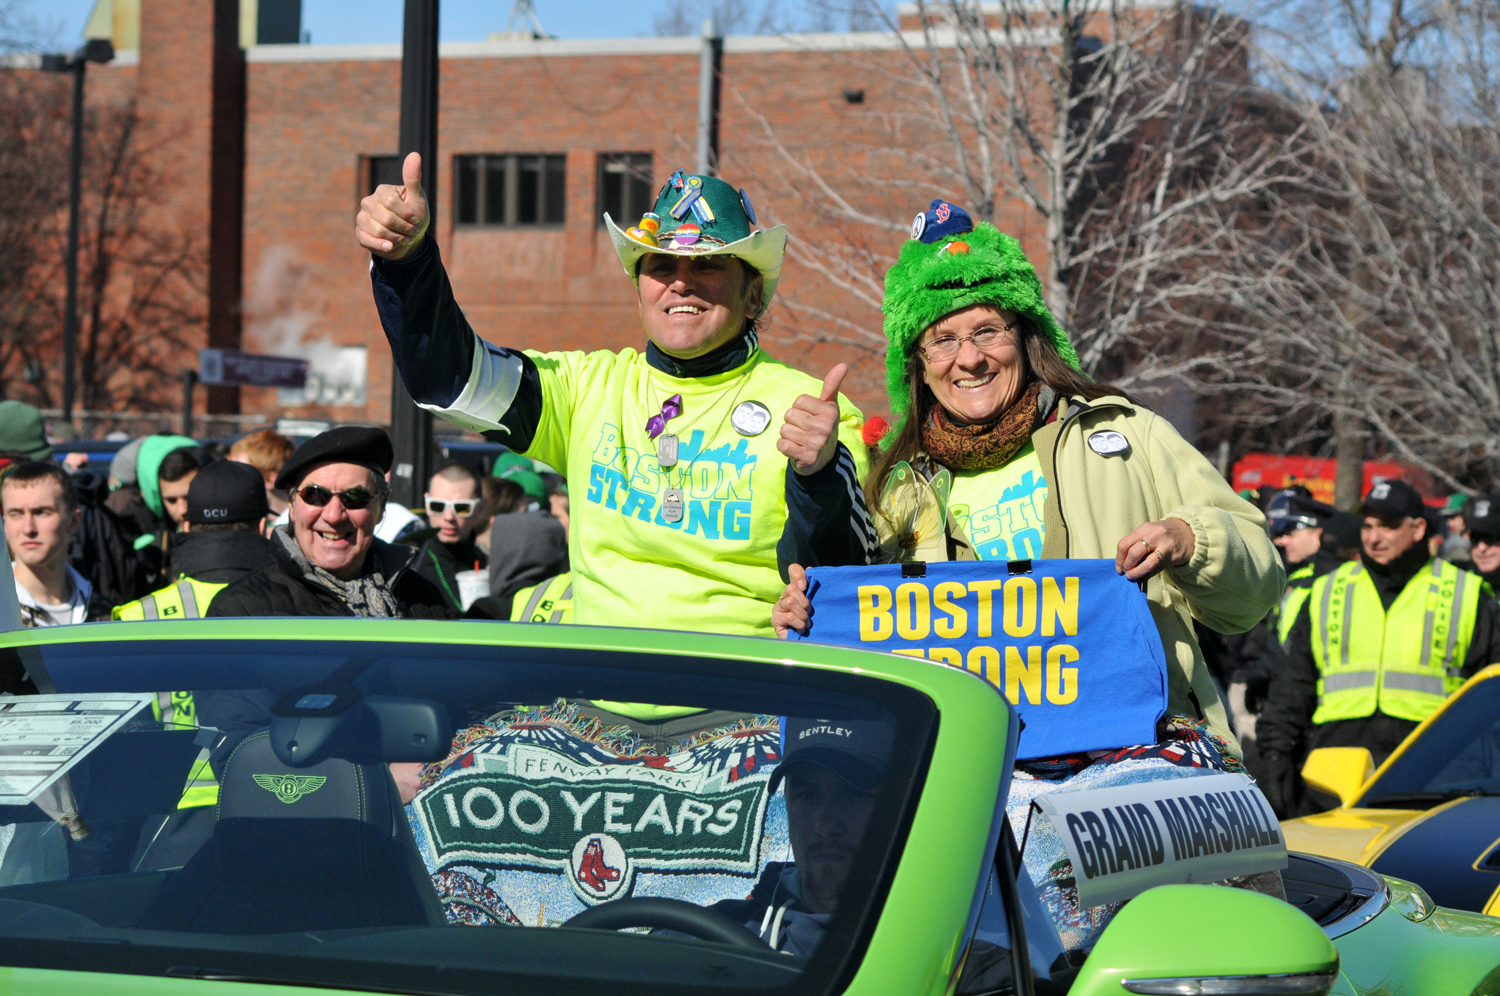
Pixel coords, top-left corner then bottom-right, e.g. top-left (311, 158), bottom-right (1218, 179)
top-left (0, 405), bottom-right (575, 629)
top-left (0, 153), bottom-right (1484, 944)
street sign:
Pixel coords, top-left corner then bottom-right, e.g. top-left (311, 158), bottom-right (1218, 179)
top-left (199, 348), bottom-right (309, 389)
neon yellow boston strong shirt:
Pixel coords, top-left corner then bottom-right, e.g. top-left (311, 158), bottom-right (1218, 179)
top-left (519, 348), bottom-right (866, 636)
top-left (949, 444), bottom-right (1048, 561)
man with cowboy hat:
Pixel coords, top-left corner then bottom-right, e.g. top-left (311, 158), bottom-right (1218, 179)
top-left (356, 154), bottom-right (874, 638)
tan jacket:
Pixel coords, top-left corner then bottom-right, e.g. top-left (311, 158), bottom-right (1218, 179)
top-left (891, 395), bottom-right (1284, 756)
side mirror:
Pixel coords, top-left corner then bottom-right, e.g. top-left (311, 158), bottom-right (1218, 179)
top-left (1068, 884), bottom-right (1338, 996)
top-left (270, 690), bottom-right (451, 768)
top-left (1302, 747), bottom-right (1374, 808)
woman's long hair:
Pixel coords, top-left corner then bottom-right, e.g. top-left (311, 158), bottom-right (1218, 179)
top-left (865, 316), bottom-right (1124, 508)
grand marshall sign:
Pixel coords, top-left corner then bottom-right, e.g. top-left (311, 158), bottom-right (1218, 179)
top-left (409, 706), bottom-right (785, 925)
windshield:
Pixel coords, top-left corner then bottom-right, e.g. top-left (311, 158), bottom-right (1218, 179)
top-left (0, 638), bottom-right (936, 996)
top-left (1361, 675), bottom-right (1500, 807)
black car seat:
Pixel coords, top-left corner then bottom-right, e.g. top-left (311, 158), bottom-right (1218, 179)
top-left (141, 730), bottom-right (445, 934)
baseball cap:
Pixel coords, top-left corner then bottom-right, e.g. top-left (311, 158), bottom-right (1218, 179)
top-left (1358, 479), bottom-right (1426, 521)
top-left (1441, 493), bottom-right (1470, 517)
top-left (1464, 494), bottom-right (1500, 540)
top-left (185, 460), bottom-right (270, 524)
top-left (768, 716), bottom-right (892, 795)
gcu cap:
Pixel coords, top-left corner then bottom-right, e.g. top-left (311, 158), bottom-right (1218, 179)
top-left (185, 460), bottom-right (270, 524)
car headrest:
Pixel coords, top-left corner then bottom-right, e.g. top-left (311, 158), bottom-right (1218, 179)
top-left (214, 730), bottom-right (402, 887)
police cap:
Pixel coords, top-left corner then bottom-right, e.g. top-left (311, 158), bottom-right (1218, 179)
top-left (1266, 491), bottom-right (1336, 537)
top-left (274, 426), bottom-right (393, 491)
top-left (1358, 479), bottom-right (1426, 522)
top-left (185, 460), bottom-right (269, 524)
top-left (1464, 494), bottom-right (1500, 540)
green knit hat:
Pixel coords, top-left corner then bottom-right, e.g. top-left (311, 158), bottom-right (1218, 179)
top-left (0, 400), bottom-right (52, 461)
top-left (603, 169), bottom-right (786, 318)
top-left (882, 201), bottom-right (1079, 435)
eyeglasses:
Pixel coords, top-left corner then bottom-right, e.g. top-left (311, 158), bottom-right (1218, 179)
top-left (426, 496), bottom-right (477, 518)
top-left (919, 321), bottom-right (1021, 361)
top-left (292, 484), bottom-right (386, 510)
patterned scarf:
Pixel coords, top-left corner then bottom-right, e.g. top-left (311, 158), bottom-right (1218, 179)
top-left (921, 379), bottom-right (1045, 472)
top-left (274, 526), bottom-right (402, 618)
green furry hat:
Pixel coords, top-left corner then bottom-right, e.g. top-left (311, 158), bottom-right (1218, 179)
top-left (883, 201), bottom-right (1079, 434)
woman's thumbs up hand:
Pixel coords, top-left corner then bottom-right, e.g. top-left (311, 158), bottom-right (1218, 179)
top-left (356, 151), bottom-right (430, 261)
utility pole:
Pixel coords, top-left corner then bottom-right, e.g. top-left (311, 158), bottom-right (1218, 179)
top-left (390, 0), bottom-right (439, 509)
top-left (696, 17), bottom-right (722, 176)
top-left (41, 39), bottom-right (114, 428)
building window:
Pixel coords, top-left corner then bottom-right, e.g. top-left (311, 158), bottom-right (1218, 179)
top-left (453, 154), bottom-right (566, 227)
top-left (597, 153), bottom-right (654, 226)
top-left (365, 155), bottom-right (404, 194)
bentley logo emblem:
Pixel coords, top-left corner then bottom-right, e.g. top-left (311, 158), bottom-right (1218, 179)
top-left (253, 774), bottom-right (328, 804)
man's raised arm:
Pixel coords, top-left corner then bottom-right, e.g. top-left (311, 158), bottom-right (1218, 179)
top-left (357, 152), bottom-right (542, 446)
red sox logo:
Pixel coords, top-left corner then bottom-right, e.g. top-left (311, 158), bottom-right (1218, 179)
top-left (568, 833), bottom-right (631, 903)
top-left (935, 203), bottom-right (951, 223)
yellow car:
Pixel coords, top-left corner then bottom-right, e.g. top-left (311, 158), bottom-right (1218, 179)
top-left (1283, 664), bottom-right (1500, 915)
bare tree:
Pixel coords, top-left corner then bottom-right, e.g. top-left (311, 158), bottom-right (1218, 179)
top-left (1181, 0), bottom-right (1500, 493)
top-left (0, 72), bottom-right (205, 421)
top-left (739, 0), bottom-right (1315, 409)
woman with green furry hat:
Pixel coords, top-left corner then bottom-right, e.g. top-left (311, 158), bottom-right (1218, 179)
top-left (775, 200), bottom-right (1284, 760)
top-left (776, 202), bottom-right (1288, 946)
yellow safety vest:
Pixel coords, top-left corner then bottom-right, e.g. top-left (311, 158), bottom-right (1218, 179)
top-left (112, 578), bottom-right (226, 621)
top-left (1310, 559), bottom-right (1482, 725)
top-left (509, 573), bottom-right (574, 624)
top-left (113, 577), bottom-right (228, 808)
top-left (1277, 563), bottom-right (1318, 645)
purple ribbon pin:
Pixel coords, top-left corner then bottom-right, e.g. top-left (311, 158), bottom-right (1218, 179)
top-left (646, 394), bottom-right (683, 439)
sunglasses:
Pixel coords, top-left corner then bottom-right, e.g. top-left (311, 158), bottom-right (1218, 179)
top-left (292, 484), bottom-right (386, 510)
top-left (426, 496), bottom-right (478, 518)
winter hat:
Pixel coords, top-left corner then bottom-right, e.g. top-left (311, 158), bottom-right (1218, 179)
top-left (604, 170), bottom-right (786, 317)
top-left (275, 426), bottom-right (393, 491)
top-left (186, 459), bottom-right (270, 525)
top-left (108, 437), bottom-right (146, 489)
top-left (0, 401), bottom-right (52, 461)
top-left (881, 201), bottom-right (1079, 436)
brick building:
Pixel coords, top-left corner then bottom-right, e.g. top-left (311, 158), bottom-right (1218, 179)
top-left (21, 1), bottom-right (1103, 434)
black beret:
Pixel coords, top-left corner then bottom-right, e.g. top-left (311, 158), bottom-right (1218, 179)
top-left (186, 460), bottom-right (270, 524)
top-left (274, 426), bottom-right (393, 491)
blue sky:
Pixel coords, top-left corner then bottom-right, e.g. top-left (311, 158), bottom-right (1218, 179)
top-left (19, 0), bottom-right (663, 47)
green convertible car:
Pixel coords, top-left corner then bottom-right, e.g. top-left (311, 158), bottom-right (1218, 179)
top-left (0, 618), bottom-right (1493, 996)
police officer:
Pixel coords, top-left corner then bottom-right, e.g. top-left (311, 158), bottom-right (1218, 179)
top-left (509, 572), bottom-right (574, 624)
top-left (113, 462), bottom-right (274, 836)
top-left (1462, 495), bottom-right (1500, 592)
top-left (1257, 480), bottom-right (1500, 816)
top-left (1267, 492), bottom-right (1360, 645)
top-left (114, 460), bottom-right (274, 621)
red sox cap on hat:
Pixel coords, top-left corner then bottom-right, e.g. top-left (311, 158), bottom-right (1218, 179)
top-left (768, 716), bottom-right (892, 795)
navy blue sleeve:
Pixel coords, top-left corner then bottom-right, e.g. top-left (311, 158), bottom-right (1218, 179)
top-left (777, 443), bottom-right (877, 581)
top-left (370, 239), bottom-right (544, 449)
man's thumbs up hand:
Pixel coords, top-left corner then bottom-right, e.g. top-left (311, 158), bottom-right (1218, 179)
top-left (778, 362), bottom-right (849, 477)
top-left (356, 151), bottom-right (430, 261)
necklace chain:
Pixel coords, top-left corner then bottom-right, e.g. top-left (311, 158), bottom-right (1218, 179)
top-left (646, 374), bottom-right (753, 486)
